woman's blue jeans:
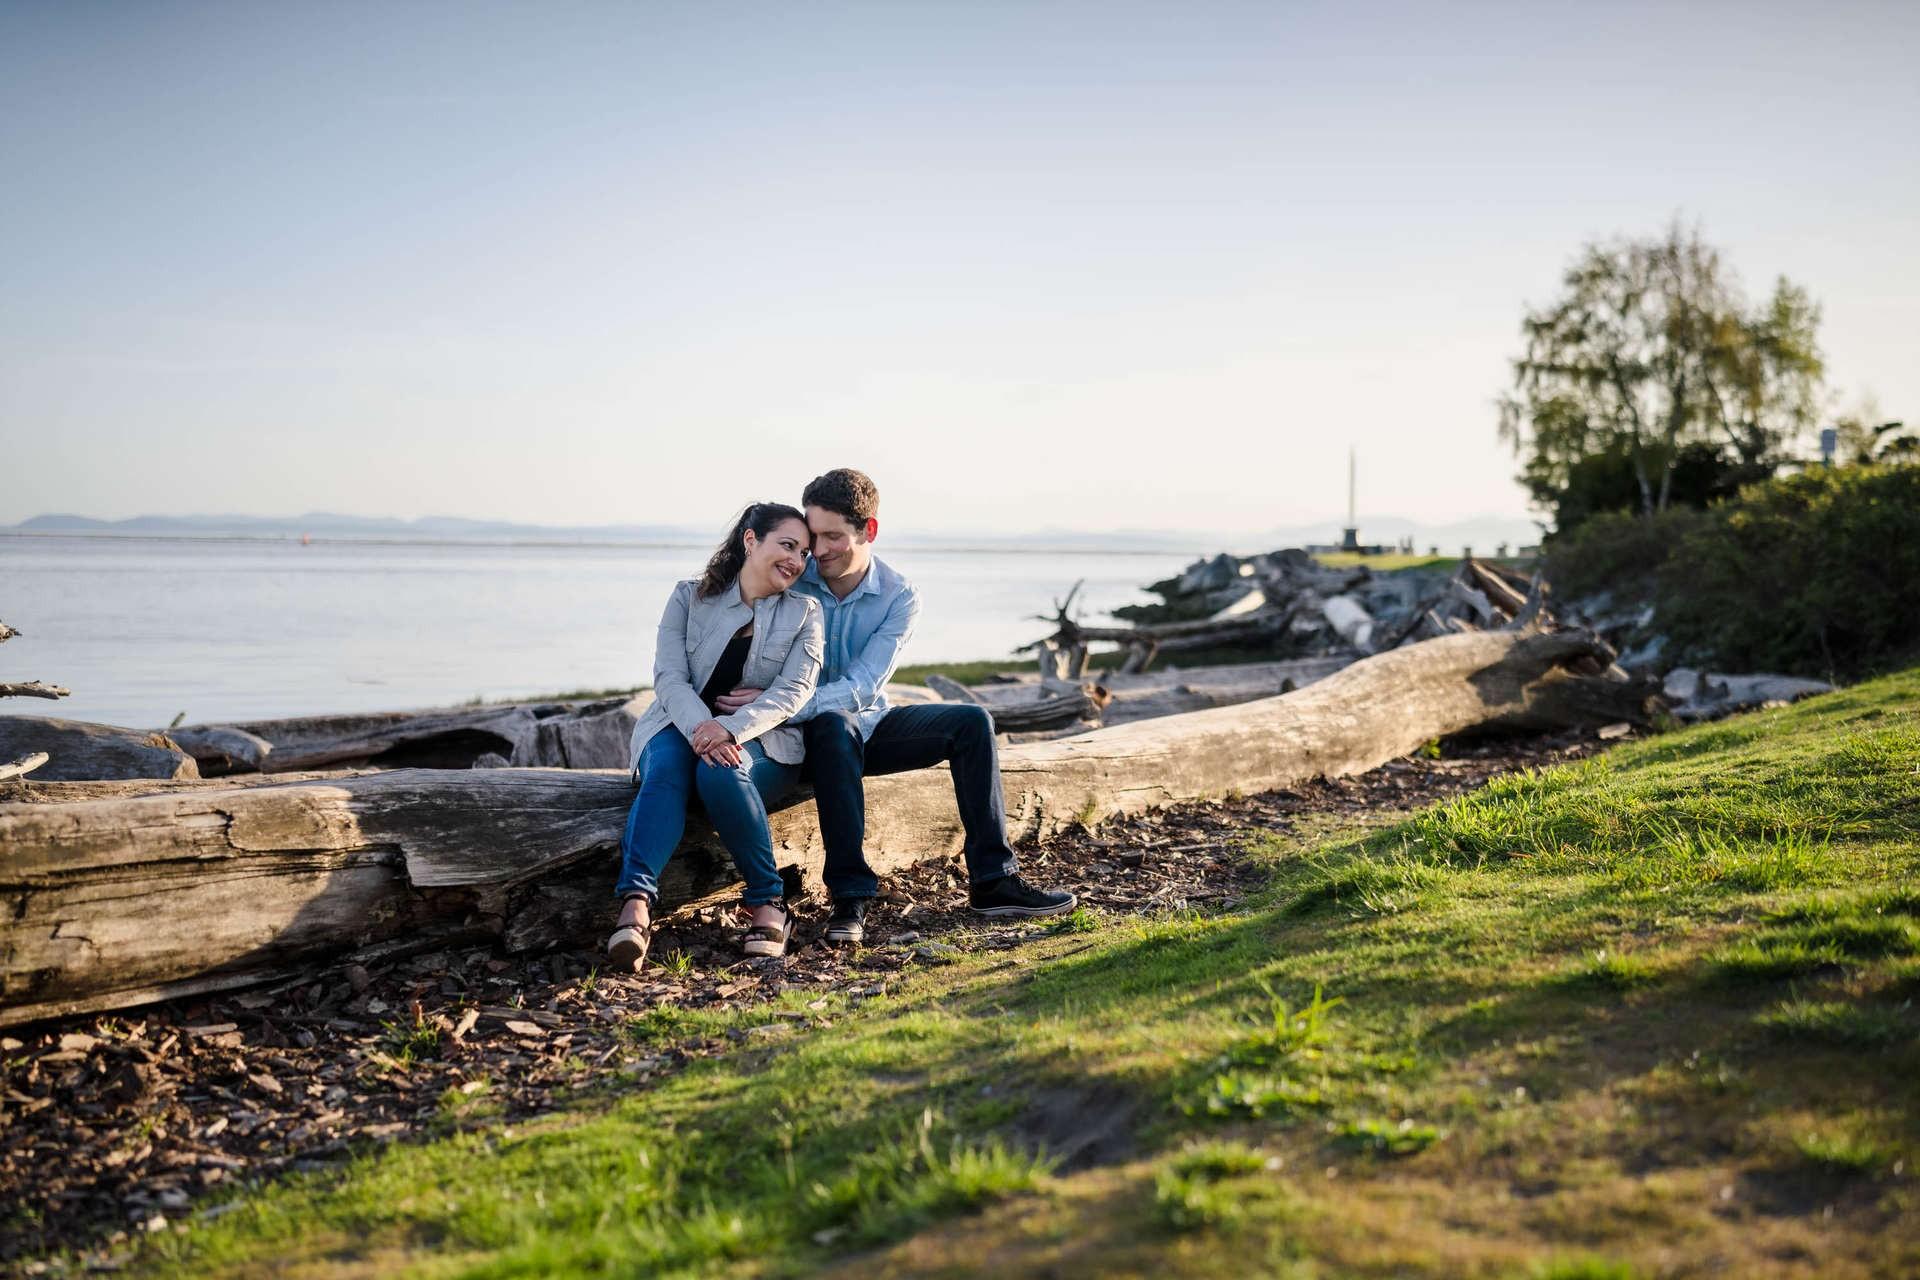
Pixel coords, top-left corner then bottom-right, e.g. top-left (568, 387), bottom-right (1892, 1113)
top-left (615, 728), bottom-right (800, 907)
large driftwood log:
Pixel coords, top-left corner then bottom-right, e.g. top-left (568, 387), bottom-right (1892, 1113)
top-left (1, 629), bottom-right (1648, 1027)
top-left (0, 769), bottom-right (381, 805)
top-left (964, 656), bottom-right (1354, 728)
top-left (927, 673), bottom-right (1106, 732)
top-left (164, 696), bottom-right (645, 776)
top-left (0, 717), bottom-right (198, 783)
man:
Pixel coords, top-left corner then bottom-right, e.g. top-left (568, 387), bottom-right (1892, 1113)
top-left (714, 467), bottom-right (1076, 944)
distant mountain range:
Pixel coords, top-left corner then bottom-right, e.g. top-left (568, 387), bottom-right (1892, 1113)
top-left (6, 511), bottom-right (1543, 554)
top-left (10, 512), bottom-right (707, 542)
top-left (1242, 514), bottom-right (1546, 554)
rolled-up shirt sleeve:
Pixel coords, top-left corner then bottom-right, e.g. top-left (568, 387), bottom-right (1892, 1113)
top-left (792, 584), bottom-right (919, 722)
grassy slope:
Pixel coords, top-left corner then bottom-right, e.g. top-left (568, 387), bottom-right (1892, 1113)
top-left (129, 668), bottom-right (1919, 1279)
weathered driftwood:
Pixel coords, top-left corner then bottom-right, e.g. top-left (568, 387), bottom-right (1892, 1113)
top-left (0, 682), bottom-right (71, 700)
top-left (0, 752), bottom-right (50, 782)
top-left (1321, 595), bottom-right (1374, 651)
top-left (1, 622), bottom-right (71, 701)
top-left (922, 673), bottom-right (982, 704)
top-left (0, 769), bottom-right (381, 805)
top-left (167, 725), bottom-right (273, 774)
top-left (168, 696), bottom-right (644, 776)
top-left (1, 629), bottom-right (1645, 1027)
top-left (927, 673), bottom-right (1106, 732)
top-left (964, 656), bottom-right (1353, 728)
top-left (1090, 656), bottom-right (1352, 725)
top-left (1465, 558), bottom-right (1530, 616)
top-left (1662, 668), bottom-right (1833, 722)
top-left (2, 621), bottom-right (73, 780)
top-left (1018, 578), bottom-right (1303, 677)
top-left (1101, 550), bottom-right (1576, 673)
top-left (0, 716), bottom-right (198, 783)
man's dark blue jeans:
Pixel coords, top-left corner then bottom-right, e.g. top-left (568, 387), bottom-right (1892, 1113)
top-left (802, 703), bottom-right (1019, 901)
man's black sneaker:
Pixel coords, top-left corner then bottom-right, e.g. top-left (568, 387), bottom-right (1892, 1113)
top-left (969, 874), bottom-right (1077, 918)
top-left (825, 898), bottom-right (867, 945)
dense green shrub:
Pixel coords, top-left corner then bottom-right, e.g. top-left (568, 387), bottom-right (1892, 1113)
top-left (1656, 465), bottom-right (1920, 680)
top-left (1551, 442), bottom-right (1774, 537)
top-left (1545, 506), bottom-right (1714, 601)
top-left (1548, 464), bottom-right (1920, 681)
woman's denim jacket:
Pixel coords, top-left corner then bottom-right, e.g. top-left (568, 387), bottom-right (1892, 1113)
top-left (625, 576), bottom-right (825, 772)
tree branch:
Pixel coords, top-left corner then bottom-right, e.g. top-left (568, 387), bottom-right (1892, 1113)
top-left (0, 681), bottom-right (71, 700)
top-left (0, 752), bottom-right (49, 782)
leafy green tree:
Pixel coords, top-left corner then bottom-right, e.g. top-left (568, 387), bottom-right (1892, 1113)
top-left (1499, 224), bottom-right (1823, 530)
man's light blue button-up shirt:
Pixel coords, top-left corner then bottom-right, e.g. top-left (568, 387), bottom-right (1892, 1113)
top-left (789, 554), bottom-right (921, 741)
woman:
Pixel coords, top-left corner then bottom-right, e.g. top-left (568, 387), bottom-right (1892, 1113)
top-left (607, 502), bottom-right (824, 971)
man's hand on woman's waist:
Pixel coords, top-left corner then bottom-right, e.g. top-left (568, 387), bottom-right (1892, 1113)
top-left (713, 686), bottom-right (764, 714)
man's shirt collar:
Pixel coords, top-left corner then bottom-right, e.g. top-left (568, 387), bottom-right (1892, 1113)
top-left (802, 555), bottom-right (888, 602)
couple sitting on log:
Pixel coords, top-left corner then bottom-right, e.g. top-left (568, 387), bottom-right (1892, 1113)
top-left (606, 468), bottom-right (1077, 970)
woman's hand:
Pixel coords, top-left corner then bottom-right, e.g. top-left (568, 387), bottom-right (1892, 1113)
top-left (691, 720), bottom-right (740, 767)
top-left (699, 741), bottom-right (743, 768)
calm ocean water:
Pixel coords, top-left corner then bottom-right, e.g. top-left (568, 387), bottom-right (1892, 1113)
top-left (0, 535), bottom-right (1196, 729)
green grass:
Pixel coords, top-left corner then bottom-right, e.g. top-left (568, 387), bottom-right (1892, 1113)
top-left (1555, 949), bottom-right (1666, 992)
top-left (377, 1012), bottom-right (443, 1069)
top-left (1756, 998), bottom-right (1915, 1048)
top-left (107, 665), bottom-right (1920, 1278)
top-left (1529, 1260), bottom-right (1643, 1280)
top-left (1312, 551), bottom-right (1471, 571)
top-left (802, 1106), bottom-right (1049, 1248)
top-left (1796, 1127), bottom-right (1897, 1175)
top-left (1329, 1117), bottom-right (1442, 1157)
top-left (1049, 906), bottom-right (1101, 934)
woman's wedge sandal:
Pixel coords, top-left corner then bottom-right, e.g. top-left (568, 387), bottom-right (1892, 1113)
top-left (741, 905), bottom-right (795, 959)
top-left (607, 897), bottom-right (655, 972)
top-left (606, 924), bottom-right (652, 972)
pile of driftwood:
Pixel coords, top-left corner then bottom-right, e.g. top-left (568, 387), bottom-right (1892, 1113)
top-left (1019, 552), bottom-right (1551, 678)
top-left (1018, 553), bottom-right (1559, 682)
top-left (986, 549), bottom-right (1833, 734)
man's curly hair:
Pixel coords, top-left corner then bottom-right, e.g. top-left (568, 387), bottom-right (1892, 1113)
top-left (801, 468), bottom-right (879, 528)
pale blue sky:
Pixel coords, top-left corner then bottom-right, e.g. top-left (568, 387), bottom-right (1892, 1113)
top-left (2, 1), bottom-right (1915, 537)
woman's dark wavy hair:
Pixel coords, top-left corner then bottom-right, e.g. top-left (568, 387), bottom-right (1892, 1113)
top-left (697, 502), bottom-right (807, 598)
